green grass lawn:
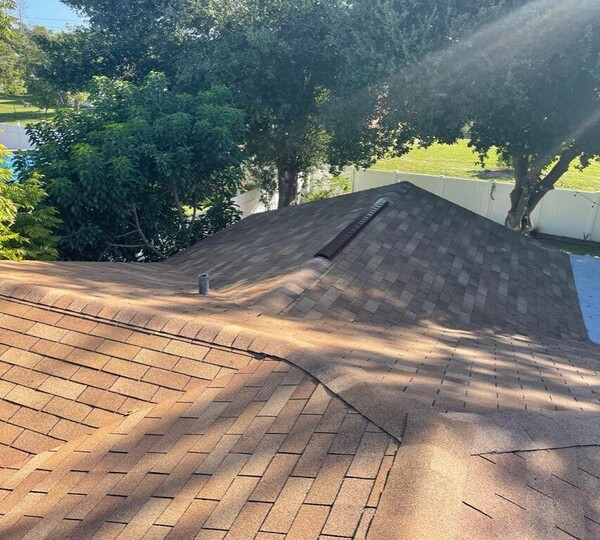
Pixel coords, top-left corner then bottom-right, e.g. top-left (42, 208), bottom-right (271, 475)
top-left (0, 95), bottom-right (54, 125)
top-left (373, 139), bottom-right (600, 192)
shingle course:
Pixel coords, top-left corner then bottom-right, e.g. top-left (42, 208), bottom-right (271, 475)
top-left (0, 357), bottom-right (395, 536)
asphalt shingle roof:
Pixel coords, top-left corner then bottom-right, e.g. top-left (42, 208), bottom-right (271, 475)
top-left (0, 182), bottom-right (599, 539)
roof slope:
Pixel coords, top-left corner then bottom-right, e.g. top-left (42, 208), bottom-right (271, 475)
top-left (0, 183), bottom-right (586, 337)
top-left (0, 182), bottom-right (599, 539)
top-left (282, 183), bottom-right (585, 339)
top-left (459, 446), bottom-right (600, 539)
top-left (0, 357), bottom-right (397, 539)
top-left (370, 411), bottom-right (600, 540)
top-left (0, 297), bottom-right (255, 467)
top-left (165, 187), bottom-right (385, 292)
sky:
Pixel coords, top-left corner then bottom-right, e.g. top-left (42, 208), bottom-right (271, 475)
top-left (16, 0), bottom-right (86, 31)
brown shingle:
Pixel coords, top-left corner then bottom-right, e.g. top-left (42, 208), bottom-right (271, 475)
top-left (261, 477), bottom-right (313, 534)
top-left (0, 347), bottom-right (42, 368)
top-left (321, 478), bottom-right (373, 537)
top-left (66, 348), bottom-right (110, 370)
top-left (96, 340), bottom-right (141, 361)
top-left (0, 421), bottom-right (23, 445)
top-left (133, 348), bottom-right (179, 369)
top-left (38, 376), bottom-right (86, 400)
top-left (226, 501), bottom-right (271, 539)
top-left (251, 454), bottom-right (299, 503)
top-left (305, 455), bottom-right (352, 506)
top-left (163, 340), bottom-right (209, 360)
top-left (103, 357), bottom-right (148, 379)
top-left (26, 322), bottom-right (68, 342)
top-left (142, 367), bottom-right (190, 390)
top-left (43, 395), bottom-right (92, 423)
top-left (11, 429), bottom-right (60, 454)
top-left (203, 476), bottom-right (259, 530)
top-left (9, 407), bottom-right (59, 433)
top-left (4, 385), bottom-right (52, 409)
top-left (286, 504), bottom-right (330, 540)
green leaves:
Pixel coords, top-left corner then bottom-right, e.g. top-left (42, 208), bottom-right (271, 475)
top-left (382, 0), bottom-right (600, 229)
top-left (20, 74), bottom-right (246, 261)
top-left (0, 146), bottom-right (60, 261)
top-left (387, 0), bottom-right (600, 170)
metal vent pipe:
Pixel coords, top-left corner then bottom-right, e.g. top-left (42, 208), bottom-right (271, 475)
top-left (198, 273), bottom-right (210, 296)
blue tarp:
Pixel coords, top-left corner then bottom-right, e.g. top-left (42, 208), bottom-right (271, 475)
top-left (571, 254), bottom-right (600, 343)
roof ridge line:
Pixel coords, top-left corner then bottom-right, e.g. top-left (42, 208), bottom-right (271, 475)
top-left (0, 278), bottom-right (417, 445)
top-left (315, 197), bottom-right (390, 260)
top-left (0, 288), bottom-right (253, 358)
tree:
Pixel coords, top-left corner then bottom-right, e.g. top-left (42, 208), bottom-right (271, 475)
top-left (26, 0), bottom-right (516, 212)
top-left (181, 1), bottom-right (341, 208)
top-left (21, 1), bottom-right (195, 103)
top-left (18, 73), bottom-right (245, 261)
top-left (0, 146), bottom-right (60, 260)
top-left (0, 0), bottom-right (14, 37)
top-left (0, 0), bottom-right (28, 94)
top-left (385, 0), bottom-right (600, 232)
top-left (325, 0), bottom-right (502, 169)
top-left (182, 0), bottom-right (506, 208)
top-left (25, 27), bottom-right (98, 105)
top-left (56, 0), bottom-right (193, 83)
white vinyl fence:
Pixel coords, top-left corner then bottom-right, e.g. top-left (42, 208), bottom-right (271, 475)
top-left (236, 175), bottom-right (308, 218)
top-left (351, 169), bottom-right (600, 242)
top-left (234, 188), bottom-right (277, 218)
top-left (0, 124), bottom-right (35, 150)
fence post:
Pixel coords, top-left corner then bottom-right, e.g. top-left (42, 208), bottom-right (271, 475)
top-left (439, 176), bottom-right (446, 198)
top-left (586, 192), bottom-right (600, 242)
top-left (483, 181), bottom-right (494, 220)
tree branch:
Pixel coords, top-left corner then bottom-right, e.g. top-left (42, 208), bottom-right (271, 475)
top-left (112, 230), bottom-right (138, 240)
top-left (107, 243), bottom-right (146, 249)
top-left (171, 180), bottom-right (186, 230)
top-left (528, 146), bottom-right (580, 210)
top-left (187, 203), bottom-right (198, 248)
top-left (131, 205), bottom-right (166, 260)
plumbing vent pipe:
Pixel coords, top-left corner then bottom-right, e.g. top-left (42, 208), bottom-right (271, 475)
top-left (198, 273), bottom-right (210, 296)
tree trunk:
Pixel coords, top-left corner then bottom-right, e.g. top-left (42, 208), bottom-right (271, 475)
top-left (505, 155), bottom-right (536, 232)
top-left (505, 149), bottom-right (579, 233)
top-left (277, 164), bottom-right (300, 208)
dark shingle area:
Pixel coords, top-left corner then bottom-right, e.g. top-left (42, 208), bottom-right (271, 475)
top-left (284, 184), bottom-right (586, 339)
top-left (165, 186), bottom-right (406, 291)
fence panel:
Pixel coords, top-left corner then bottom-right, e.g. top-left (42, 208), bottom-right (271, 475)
top-left (0, 124), bottom-right (34, 150)
top-left (352, 169), bottom-right (600, 241)
top-left (536, 189), bottom-right (599, 240)
top-left (235, 189), bottom-right (277, 218)
top-left (395, 172), bottom-right (444, 196)
top-left (442, 177), bottom-right (492, 217)
top-left (352, 169), bottom-right (399, 192)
